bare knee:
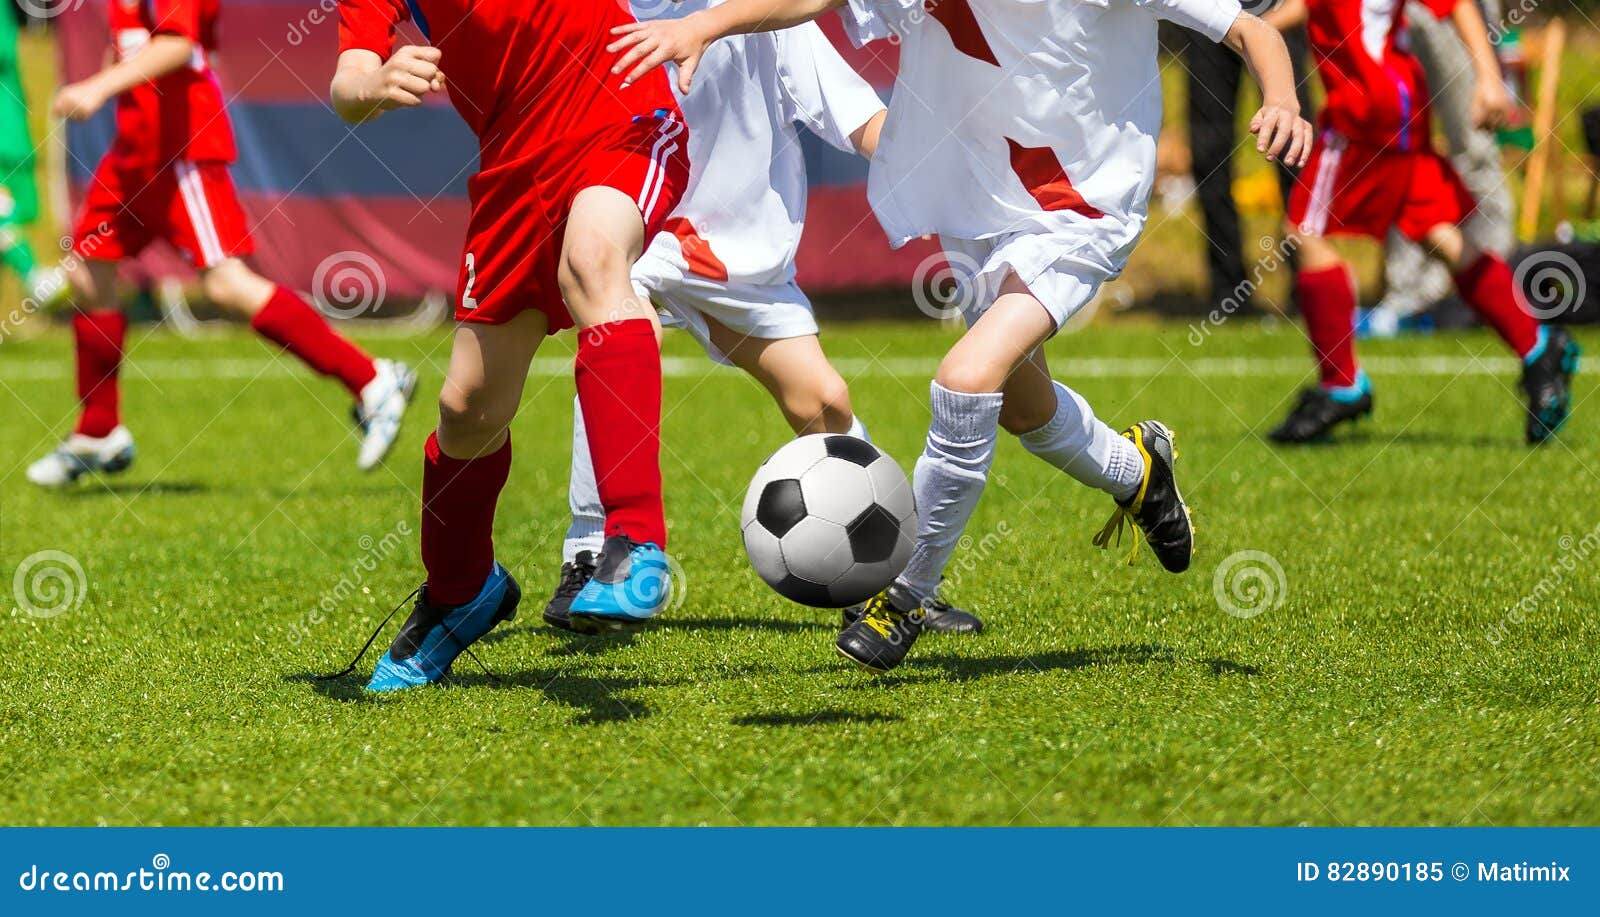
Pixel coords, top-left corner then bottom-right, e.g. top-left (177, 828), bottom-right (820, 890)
top-left (1286, 226), bottom-right (1343, 273)
top-left (934, 357), bottom-right (1005, 396)
top-left (557, 231), bottom-right (631, 325)
top-left (200, 261), bottom-right (274, 317)
top-left (68, 260), bottom-right (120, 312)
top-left (436, 383), bottom-right (516, 455)
top-left (999, 394), bottom-right (1054, 436)
top-left (782, 373), bottom-right (854, 434)
top-left (1422, 223), bottom-right (1468, 269)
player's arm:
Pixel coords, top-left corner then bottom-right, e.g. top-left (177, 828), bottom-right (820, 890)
top-left (1261, 0), bottom-right (1308, 31)
top-left (330, 47), bottom-right (444, 124)
top-left (851, 110), bottom-right (886, 159)
top-left (53, 34), bottom-right (194, 121)
top-left (610, 0), bottom-right (846, 91)
top-left (774, 21), bottom-right (888, 159)
top-left (1224, 13), bottom-right (1314, 167)
top-left (1440, 0), bottom-right (1511, 128)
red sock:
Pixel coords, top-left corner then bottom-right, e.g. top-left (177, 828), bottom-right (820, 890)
top-left (420, 431), bottom-right (512, 606)
top-left (1296, 265), bottom-right (1360, 389)
top-left (249, 286), bottom-right (377, 397)
top-left (72, 310), bottom-right (126, 438)
top-left (1453, 253), bottom-right (1540, 357)
top-left (574, 319), bottom-right (666, 548)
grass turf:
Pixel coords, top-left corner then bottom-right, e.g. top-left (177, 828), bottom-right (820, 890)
top-left (1, 319), bottom-right (1596, 826)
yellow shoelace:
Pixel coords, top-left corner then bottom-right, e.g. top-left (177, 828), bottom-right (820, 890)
top-left (1093, 508), bottom-right (1142, 566)
top-left (860, 594), bottom-right (900, 639)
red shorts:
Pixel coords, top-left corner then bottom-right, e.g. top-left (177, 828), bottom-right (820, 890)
top-left (72, 158), bottom-right (254, 268)
top-left (455, 113), bottom-right (689, 330)
top-left (1287, 131), bottom-right (1476, 242)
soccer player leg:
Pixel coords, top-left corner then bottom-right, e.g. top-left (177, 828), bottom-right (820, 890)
top-left (28, 257), bottom-right (136, 488)
top-left (0, 171), bottom-right (45, 298)
top-left (836, 276), bottom-right (1049, 672)
top-left (366, 311), bottom-right (543, 692)
top-left (173, 164), bottom-right (409, 467)
top-left (544, 394), bottom-right (607, 632)
top-left (1421, 220), bottom-right (1580, 444)
top-left (1270, 221), bottom-right (1374, 445)
top-left (561, 185), bottom-right (673, 629)
top-left (702, 316), bottom-right (856, 437)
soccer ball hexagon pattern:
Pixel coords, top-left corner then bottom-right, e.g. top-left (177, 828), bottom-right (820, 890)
top-left (740, 434), bottom-right (916, 607)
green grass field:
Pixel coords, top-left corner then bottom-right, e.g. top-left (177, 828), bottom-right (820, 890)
top-left (1, 319), bottom-right (1596, 826)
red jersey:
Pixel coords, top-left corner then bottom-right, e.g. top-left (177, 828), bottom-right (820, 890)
top-left (337, 0), bottom-right (680, 170)
top-left (1305, 0), bottom-right (1459, 149)
top-left (107, 0), bottom-right (236, 168)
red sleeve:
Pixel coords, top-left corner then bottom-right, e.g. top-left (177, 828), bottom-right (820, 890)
top-left (1418, 0), bottom-right (1459, 19)
top-left (148, 0), bottom-right (203, 41)
top-left (339, 0), bottom-right (409, 58)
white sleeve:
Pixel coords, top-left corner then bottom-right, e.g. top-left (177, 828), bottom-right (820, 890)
top-left (837, 0), bottom-right (919, 47)
top-left (776, 22), bottom-right (886, 154)
top-left (1134, 0), bottom-right (1241, 42)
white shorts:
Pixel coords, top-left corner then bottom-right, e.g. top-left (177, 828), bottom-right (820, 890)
top-left (631, 255), bottom-right (819, 366)
top-left (940, 231), bottom-right (1109, 331)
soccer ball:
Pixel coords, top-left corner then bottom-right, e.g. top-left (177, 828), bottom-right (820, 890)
top-left (740, 434), bottom-right (916, 608)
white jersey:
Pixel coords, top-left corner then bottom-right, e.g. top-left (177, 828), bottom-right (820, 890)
top-left (630, 0), bottom-right (885, 288)
top-left (841, 0), bottom-right (1241, 279)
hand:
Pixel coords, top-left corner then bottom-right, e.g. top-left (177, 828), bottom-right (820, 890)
top-left (1249, 101), bottom-right (1313, 168)
top-left (53, 82), bottom-right (107, 121)
top-left (1469, 79), bottom-right (1511, 130)
top-left (608, 18), bottom-right (713, 93)
top-left (369, 45), bottom-right (444, 111)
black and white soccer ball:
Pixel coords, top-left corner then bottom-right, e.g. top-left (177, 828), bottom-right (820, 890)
top-left (740, 434), bottom-right (916, 608)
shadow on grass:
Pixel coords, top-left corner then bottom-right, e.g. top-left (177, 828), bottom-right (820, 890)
top-left (285, 665), bottom-right (670, 725)
top-left (732, 709), bottom-right (901, 728)
top-left (63, 479), bottom-right (210, 497)
top-left (1261, 429), bottom-right (1516, 451)
top-left (843, 644), bottom-right (1261, 686)
top-left (480, 615), bottom-right (831, 654)
top-left (451, 668), bottom-right (666, 724)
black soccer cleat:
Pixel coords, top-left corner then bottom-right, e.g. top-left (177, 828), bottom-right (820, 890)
top-left (1521, 327), bottom-right (1580, 444)
top-left (841, 583), bottom-right (983, 634)
top-left (542, 550), bottom-right (597, 631)
top-left (835, 584), bottom-right (925, 673)
top-left (1268, 385), bottom-right (1374, 444)
top-left (1093, 420), bottom-right (1193, 573)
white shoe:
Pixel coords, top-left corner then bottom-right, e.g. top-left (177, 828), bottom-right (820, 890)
top-left (354, 360), bottom-right (418, 471)
top-left (1357, 304), bottom-right (1402, 339)
top-left (25, 266), bottom-right (71, 312)
top-left (26, 426), bottom-right (137, 488)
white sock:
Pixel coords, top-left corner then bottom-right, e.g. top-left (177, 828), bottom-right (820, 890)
top-left (1018, 381), bottom-right (1143, 501)
top-left (564, 395), bottom-right (606, 563)
top-left (846, 415), bottom-right (870, 442)
top-left (895, 382), bottom-right (1004, 603)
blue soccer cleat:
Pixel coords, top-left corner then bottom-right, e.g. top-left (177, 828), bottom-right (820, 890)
top-left (567, 535), bottom-right (672, 633)
top-left (1520, 326), bottom-right (1580, 444)
top-left (365, 562), bottom-right (521, 692)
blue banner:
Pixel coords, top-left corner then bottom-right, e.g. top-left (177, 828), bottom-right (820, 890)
top-left (2, 828), bottom-right (1594, 914)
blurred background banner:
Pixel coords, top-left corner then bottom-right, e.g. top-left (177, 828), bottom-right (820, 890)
top-left (55, 3), bottom-right (935, 302)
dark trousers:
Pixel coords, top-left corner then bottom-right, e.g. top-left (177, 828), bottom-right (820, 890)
top-left (1185, 27), bottom-right (1312, 307)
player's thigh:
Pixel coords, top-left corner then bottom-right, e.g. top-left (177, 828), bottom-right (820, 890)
top-left (936, 273), bottom-right (1058, 395)
top-left (438, 309), bottom-right (549, 450)
top-left (162, 162), bottom-right (255, 273)
top-left (1399, 154), bottom-right (1474, 268)
top-left (706, 318), bottom-right (851, 424)
top-left (70, 161), bottom-right (150, 270)
top-left (198, 258), bottom-right (275, 316)
top-left (558, 187), bottom-right (651, 327)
